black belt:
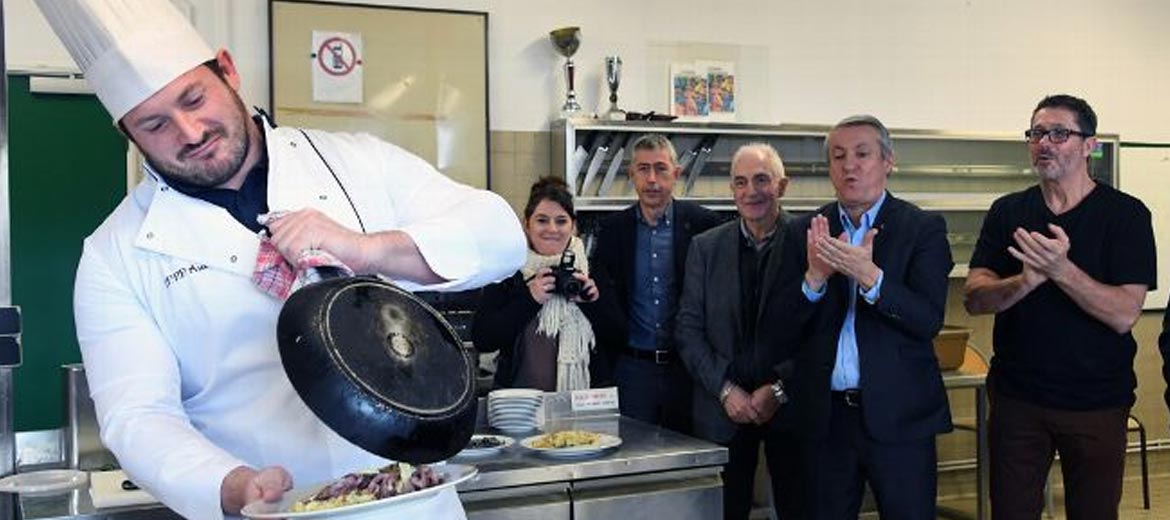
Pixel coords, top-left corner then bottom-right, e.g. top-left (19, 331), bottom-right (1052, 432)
top-left (831, 389), bottom-right (862, 408)
top-left (622, 346), bottom-right (675, 365)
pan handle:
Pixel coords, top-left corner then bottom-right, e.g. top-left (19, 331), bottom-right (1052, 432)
top-left (304, 266), bottom-right (349, 284)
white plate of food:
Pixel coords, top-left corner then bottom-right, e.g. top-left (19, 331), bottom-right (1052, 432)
top-left (456, 434), bottom-right (514, 458)
top-left (520, 430), bottom-right (622, 459)
top-left (240, 463), bottom-right (476, 519)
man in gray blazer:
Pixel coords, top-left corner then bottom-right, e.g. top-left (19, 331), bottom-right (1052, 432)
top-left (676, 143), bottom-right (805, 520)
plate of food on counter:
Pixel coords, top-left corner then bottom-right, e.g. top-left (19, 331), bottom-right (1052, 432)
top-left (457, 434), bottom-right (515, 458)
top-left (520, 430), bottom-right (622, 459)
top-left (241, 462), bottom-right (476, 519)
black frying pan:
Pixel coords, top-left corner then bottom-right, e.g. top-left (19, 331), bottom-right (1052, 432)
top-left (276, 273), bottom-right (478, 463)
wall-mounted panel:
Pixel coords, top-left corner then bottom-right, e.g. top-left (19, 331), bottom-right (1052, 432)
top-left (271, 0), bottom-right (489, 188)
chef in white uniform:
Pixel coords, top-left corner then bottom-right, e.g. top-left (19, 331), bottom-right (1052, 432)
top-left (34, 1), bottom-right (526, 518)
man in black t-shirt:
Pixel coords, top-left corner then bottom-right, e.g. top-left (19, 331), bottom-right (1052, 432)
top-left (964, 94), bottom-right (1156, 520)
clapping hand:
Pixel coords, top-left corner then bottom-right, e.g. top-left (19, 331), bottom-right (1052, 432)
top-left (807, 214), bottom-right (882, 290)
top-left (1008, 224), bottom-right (1068, 282)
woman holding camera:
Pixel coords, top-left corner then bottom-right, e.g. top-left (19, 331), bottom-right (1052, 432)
top-left (472, 177), bottom-right (606, 391)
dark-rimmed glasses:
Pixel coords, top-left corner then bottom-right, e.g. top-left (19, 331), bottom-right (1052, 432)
top-left (1024, 127), bottom-right (1092, 144)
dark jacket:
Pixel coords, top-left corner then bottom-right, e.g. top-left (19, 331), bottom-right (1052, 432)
top-left (589, 199), bottom-right (723, 362)
top-left (471, 271), bottom-right (613, 388)
top-left (772, 194), bottom-right (954, 442)
top-left (675, 215), bottom-right (803, 443)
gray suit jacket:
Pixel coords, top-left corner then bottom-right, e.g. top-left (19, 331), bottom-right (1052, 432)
top-left (675, 215), bottom-right (799, 443)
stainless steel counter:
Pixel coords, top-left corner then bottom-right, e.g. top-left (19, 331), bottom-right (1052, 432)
top-left (17, 415), bottom-right (727, 520)
top-left (459, 415), bottom-right (726, 520)
top-left (461, 416), bottom-right (726, 491)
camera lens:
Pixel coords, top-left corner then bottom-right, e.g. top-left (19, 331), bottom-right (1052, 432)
top-left (563, 278), bottom-right (583, 296)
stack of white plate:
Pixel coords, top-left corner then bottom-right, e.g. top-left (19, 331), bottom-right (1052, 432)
top-left (487, 388), bottom-right (543, 433)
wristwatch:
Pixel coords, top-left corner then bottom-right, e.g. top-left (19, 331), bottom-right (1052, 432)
top-left (719, 381), bottom-right (735, 403)
top-left (770, 380), bottom-right (788, 405)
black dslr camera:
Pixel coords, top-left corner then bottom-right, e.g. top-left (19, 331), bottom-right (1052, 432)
top-left (549, 250), bottom-right (587, 298)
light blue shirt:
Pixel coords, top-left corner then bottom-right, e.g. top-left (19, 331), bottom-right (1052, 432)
top-left (802, 192), bottom-right (887, 390)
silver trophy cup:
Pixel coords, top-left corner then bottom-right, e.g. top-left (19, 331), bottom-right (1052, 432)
top-left (605, 56), bottom-right (624, 119)
top-left (549, 27), bottom-right (582, 115)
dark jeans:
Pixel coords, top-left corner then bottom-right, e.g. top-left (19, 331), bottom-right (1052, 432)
top-left (804, 396), bottom-right (937, 520)
top-left (989, 387), bottom-right (1128, 520)
top-left (614, 355), bottom-right (692, 434)
top-left (723, 424), bottom-right (806, 520)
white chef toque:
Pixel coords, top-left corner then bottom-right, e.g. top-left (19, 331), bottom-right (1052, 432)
top-left (34, 0), bottom-right (215, 122)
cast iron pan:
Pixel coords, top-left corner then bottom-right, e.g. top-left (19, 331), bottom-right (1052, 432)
top-left (276, 273), bottom-right (478, 463)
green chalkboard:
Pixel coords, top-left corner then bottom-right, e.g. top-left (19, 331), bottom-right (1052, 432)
top-left (8, 75), bottom-right (127, 431)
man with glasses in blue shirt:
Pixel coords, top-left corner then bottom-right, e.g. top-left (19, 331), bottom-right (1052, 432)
top-left (965, 94), bottom-right (1155, 520)
top-left (780, 115), bottom-right (953, 519)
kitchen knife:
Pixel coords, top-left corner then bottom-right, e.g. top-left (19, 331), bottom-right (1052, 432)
top-left (597, 133), bottom-right (633, 196)
top-left (684, 135), bottom-right (719, 196)
top-left (579, 133), bottom-right (613, 196)
top-left (569, 131), bottom-right (599, 188)
top-left (676, 136), bottom-right (701, 173)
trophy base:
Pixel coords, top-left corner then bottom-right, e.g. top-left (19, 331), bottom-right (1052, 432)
top-left (561, 98), bottom-right (582, 114)
top-left (605, 108), bottom-right (626, 121)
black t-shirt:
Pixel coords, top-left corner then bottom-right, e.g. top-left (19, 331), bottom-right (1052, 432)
top-left (970, 182), bottom-right (1156, 410)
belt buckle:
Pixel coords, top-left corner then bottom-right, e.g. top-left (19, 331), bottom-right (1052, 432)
top-left (654, 350), bottom-right (669, 365)
top-left (843, 389), bottom-right (861, 408)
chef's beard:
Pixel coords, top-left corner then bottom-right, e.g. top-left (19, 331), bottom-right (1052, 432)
top-left (142, 94), bottom-right (253, 189)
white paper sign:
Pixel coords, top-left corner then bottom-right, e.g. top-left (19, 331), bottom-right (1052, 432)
top-left (311, 30), bottom-right (363, 104)
top-left (570, 387), bottom-right (619, 412)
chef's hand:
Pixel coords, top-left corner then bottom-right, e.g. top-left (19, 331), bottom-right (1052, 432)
top-left (221, 465), bottom-right (293, 515)
top-left (748, 384), bottom-right (780, 425)
top-left (571, 272), bottom-right (600, 303)
top-left (527, 268), bottom-right (555, 304)
top-left (722, 385), bottom-right (761, 424)
top-left (262, 209), bottom-right (367, 270)
top-left (262, 209), bottom-right (444, 284)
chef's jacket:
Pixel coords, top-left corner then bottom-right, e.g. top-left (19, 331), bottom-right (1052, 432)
top-left (73, 117), bottom-right (525, 519)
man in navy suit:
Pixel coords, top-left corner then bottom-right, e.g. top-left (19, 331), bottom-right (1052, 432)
top-left (590, 134), bottom-right (722, 433)
top-left (778, 115), bottom-right (953, 519)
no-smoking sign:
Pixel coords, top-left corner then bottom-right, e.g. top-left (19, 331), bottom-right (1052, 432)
top-left (315, 36), bottom-right (361, 76)
top-left (311, 31), bottom-right (364, 103)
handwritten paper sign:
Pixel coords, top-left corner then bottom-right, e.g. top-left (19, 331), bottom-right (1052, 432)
top-left (570, 387), bottom-right (619, 412)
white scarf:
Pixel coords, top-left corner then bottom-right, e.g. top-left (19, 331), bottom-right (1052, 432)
top-left (520, 236), bottom-right (595, 391)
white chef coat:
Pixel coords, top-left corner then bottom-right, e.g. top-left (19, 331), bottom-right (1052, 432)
top-left (73, 117), bottom-right (524, 519)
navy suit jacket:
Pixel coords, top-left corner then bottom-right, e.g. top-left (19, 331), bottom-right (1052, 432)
top-left (589, 199), bottom-right (723, 361)
top-left (773, 193), bottom-right (954, 442)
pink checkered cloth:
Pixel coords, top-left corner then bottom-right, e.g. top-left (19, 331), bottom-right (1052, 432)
top-left (252, 238), bottom-right (354, 299)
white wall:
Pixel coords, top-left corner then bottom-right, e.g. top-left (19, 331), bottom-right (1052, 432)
top-left (8, 0), bottom-right (1170, 302)
top-left (10, 0), bottom-right (1170, 138)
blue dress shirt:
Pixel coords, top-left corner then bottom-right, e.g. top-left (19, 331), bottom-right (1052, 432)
top-left (802, 192), bottom-right (887, 390)
top-left (629, 202), bottom-right (675, 350)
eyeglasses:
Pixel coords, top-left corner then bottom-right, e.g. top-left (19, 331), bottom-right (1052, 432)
top-left (1024, 127), bottom-right (1092, 144)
